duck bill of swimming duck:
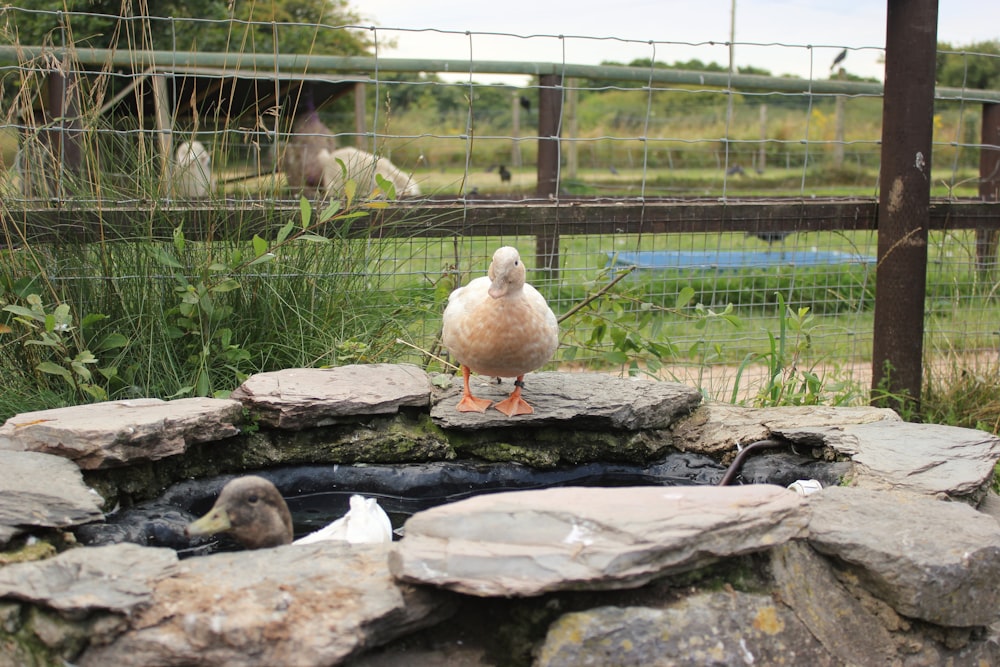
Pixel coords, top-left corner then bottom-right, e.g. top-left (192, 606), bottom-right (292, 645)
top-left (186, 508), bottom-right (232, 537)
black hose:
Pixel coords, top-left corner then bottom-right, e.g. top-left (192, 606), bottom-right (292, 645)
top-left (717, 438), bottom-right (787, 486)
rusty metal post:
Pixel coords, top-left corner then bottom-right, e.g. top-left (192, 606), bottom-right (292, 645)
top-left (975, 103), bottom-right (1000, 272)
top-left (535, 73), bottom-right (562, 279)
top-left (871, 0), bottom-right (939, 411)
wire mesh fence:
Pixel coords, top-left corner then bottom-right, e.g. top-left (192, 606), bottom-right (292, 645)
top-left (1, 9), bottom-right (999, 406)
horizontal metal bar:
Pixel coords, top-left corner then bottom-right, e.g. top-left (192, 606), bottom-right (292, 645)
top-left (2, 45), bottom-right (999, 102)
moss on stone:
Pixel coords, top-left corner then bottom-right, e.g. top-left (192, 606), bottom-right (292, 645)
top-left (0, 540), bottom-right (57, 566)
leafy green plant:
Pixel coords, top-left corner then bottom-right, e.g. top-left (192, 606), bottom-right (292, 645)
top-left (151, 197), bottom-right (368, 397)
top-left (732, 292), bottom-right (865, 407)
top-left (2, 294), bottom-right (125, 402)
top-left (559, 267), bottom-right (744, 378)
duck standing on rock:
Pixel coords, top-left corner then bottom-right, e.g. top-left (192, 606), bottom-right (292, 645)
top-left (186, 476), bottom-right (392, 549)
top-left (442, 246), bottom-right (559, 416)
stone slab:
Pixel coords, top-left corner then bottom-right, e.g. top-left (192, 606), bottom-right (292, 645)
top-left (0, 450), bottom-right (105, 547)
top-left (431, 372), bottom-right (702, 430)
top-left (231, 364), bottom-right (433, 429)
top-left (390, 484), bottom-right (807, 596)
top-left (0, 398), bottom-right (243, 469)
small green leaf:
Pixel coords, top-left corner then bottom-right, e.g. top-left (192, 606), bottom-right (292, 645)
top-left (94, 333), bottom-right (128, 352)
top-left (36, 361), bottom-right (72, 381)
top-left (81, 312), bottom-right (108, 328)
top-left (252, 234), bottom-right (269, 258)
top-left (173, 224), bottom-right (186, 253)
top-left (675, 286), bottom-right (696, 309)
top-left (431, 374), bottom-right (453, 389)
top-left (298, 233), bottom-right (331, 243)
top-left (153, 248), bottom-right (183, 269)
top-left (249, 253), bottom-right (276, 266)
top-left (3, 304), bottom-right (44, 323)
top-left (319, 199), bottom-right (341, 222)
top-left (276, 220), bottom-right (296, 245)
top-left (299, 196), bottom-right (313, 228)
top-left (210, 278), bottom-right (242, 293)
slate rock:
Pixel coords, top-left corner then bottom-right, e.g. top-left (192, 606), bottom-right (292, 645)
top-left (785, 421), bottom-right (1000, 497)
top-left (80, 542), bottom-right (453, 667)
top-left (0, 450), bottom-right (104, 547)
top-left (770, 540), bottom-right (897, 664)
top-left (0, 543), bottom-right (178, 615)
top-left (672, 404), bottom-right (900, 457)
top-left (390, 485), bottom-right (807, 596)
top-left (806, 486), bottom-right (1000, 627)
top-left (431, 372), bottom-right (702, 430)
top-left (232, 364), bottom-right (433, 429)
top-left (0, 398), bottom-right (244, 469)
top-left (535, 592), bottom-right (834, 667)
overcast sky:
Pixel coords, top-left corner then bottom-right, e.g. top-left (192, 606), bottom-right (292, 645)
top-left (355, 0), bottom-right (998, 84)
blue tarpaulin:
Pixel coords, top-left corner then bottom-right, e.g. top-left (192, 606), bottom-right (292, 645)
top-left (607, 249), bottom-right (876, 272)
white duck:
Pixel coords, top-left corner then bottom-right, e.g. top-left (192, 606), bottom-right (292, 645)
top-left (186, 476), bottom-right (392, 550)
top-left (441, 246), bottom-right (559, 416)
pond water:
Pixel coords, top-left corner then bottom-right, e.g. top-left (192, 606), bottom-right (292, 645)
top-left (76, 450), bottom-right (849, 556)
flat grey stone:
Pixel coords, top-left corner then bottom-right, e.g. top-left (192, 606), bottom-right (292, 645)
top-left (390, 484), bottom-right (806, 596)
top-left (535, 592), bottom-right (834, 667)
top-left (672, 404), bottom-right (900, 456)
top-left (0, 398), bottom-right (244, 469)
top-left (807, 486), bottom-right (1000, 627)
top-left (770, 541), bottom-right (897, 664)
top-left (431, 372), bottom-right (702, 430)
top-left (0, 450), bottom-right (104, 547)
top-left (232, 364), bottom-right (433, 429)
top-left (0, 543), bottom-right (178, 614)
top-left (79, 542), bottom-right (451, 667)
top-left (785, 421), bottom-right (1000, 496)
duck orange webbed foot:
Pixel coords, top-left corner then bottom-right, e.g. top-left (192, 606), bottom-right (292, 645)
top-left (455, 365), bottom-right (494, 413)
top-left (456, 394), bottom-right (493, 413)
top-left (493, 378), bottom-right (534, 417)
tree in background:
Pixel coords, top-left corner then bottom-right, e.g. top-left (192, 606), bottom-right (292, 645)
top-left (1, 1), bottom-right (371, 55)
top-left (936, 40), bottom-right (1000, 90)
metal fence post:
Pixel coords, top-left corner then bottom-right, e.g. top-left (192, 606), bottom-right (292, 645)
top-left (870, 0), bottom-right (939, 411)
top-left (976, 103), bottom-right (1000, 272)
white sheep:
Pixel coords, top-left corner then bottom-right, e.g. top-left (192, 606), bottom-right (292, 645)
top-left (173, 140), bottom-right (215, 198)
top-left (317, 147), bottom-right (421, 200)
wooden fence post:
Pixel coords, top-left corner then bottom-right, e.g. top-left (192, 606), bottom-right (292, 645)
top-left (535, 73), bottom-right (562, 280)
top-left (976, 103), bottom-right (1000, 272)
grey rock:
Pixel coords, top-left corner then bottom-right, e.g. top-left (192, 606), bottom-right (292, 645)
top-left (807, 486), bottom-right (1000, 627)
top-left (786, 421), bottom-right (1000, 497)
top-left (672, 404), bottom-right (900, 456)
top-left (431, 372), bottom-right (702, 430)
top-left (390, 485), bottom-right (807, 596)
top-left (535, 592), bottom-right (834, 667)
top-left (79, 542), bottom-right (452, 667)
top-left (232, 364), bottom-right (433, 429)
top-left (0, 450), bottom-right (104, 547)
top-left (0, 398), bottom-right (244, 469)
top-left (770, 540), bottom-right (897, 664)
top-left (0, 543), bottom-right (178, 615)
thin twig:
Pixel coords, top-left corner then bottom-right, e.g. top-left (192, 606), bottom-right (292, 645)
top-left (396, 338), bottom-right (458, 371)
top-left (557, 265), bottom-right (637, 324)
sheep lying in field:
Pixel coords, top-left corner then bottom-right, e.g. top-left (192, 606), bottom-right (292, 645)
top-left (317, 147), bottom-right (421, 200)
top-left (173, 140), bottom-right (215, 198)
top-left (281, 110), bottom-right (338, 198)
